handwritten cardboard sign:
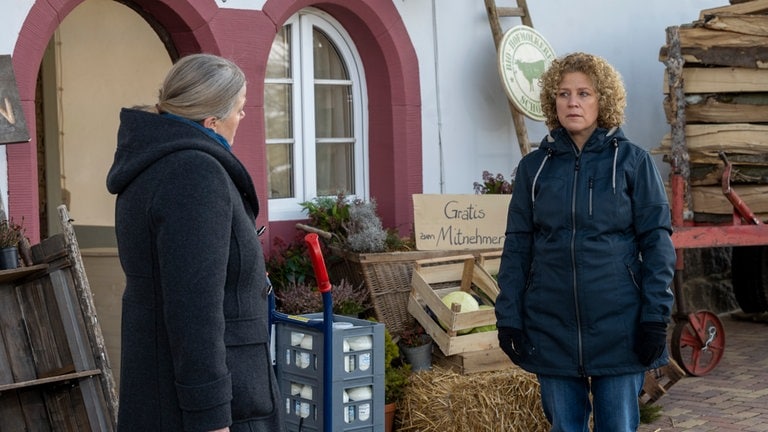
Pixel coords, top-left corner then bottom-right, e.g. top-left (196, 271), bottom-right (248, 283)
top-left (0, 55), bottom-right (30, 145)
top-left (413, 194), bottom-right (511, 250)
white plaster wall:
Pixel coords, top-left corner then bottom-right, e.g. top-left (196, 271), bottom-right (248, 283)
top-left (395, 0), bottom-right (725, 194)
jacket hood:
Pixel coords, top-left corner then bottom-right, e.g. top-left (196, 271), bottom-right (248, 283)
top-left (106, 108), bottom-right (259, 215)
top-left (530, 126), bottom-right (630, 204)
top-left (541, 126), bottom-right (627, 154)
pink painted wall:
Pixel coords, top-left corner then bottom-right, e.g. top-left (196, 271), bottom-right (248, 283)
top-left (11, 0), bottom-right (421, 253)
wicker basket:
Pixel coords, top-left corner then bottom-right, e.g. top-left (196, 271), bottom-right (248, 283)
top-left (329, 246), bottom-right (485, 335)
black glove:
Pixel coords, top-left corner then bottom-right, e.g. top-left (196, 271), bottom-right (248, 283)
top-left (498, 327), bottom-right (532, 365)
top-left (634, 322), bottom-right (667, 366)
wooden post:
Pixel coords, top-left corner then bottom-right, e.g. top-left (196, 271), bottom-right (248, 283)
top-left (57, 204), bottom-right (119, 429)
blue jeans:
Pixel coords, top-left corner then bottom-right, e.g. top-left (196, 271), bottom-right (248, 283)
top-left (537, 372), bottom-right (645, 432)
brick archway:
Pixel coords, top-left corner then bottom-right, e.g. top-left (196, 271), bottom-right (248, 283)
top-left (10, 0), bottom-right (421, 243)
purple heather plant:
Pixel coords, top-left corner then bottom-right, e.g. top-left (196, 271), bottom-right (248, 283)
top-left (473, 170), bottom-right (515, 195)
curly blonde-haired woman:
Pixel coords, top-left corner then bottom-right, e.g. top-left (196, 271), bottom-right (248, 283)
top-left (495, 52), bottom-right (675, 431)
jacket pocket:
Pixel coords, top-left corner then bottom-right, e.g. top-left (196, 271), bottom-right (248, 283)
top-left (225, 318), bottom-right (278, 421)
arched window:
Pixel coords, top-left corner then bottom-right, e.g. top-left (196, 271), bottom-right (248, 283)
top-left (265, 9), bottom-right (367, 221)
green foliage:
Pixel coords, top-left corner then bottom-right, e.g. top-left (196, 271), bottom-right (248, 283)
top-left (266, 234), bottom-right (315, 291)
top-left (639, 402), bottom-right (663, 424)
top-left (299, 194), bottom-right (350, 245)
top-left (473, 170), bottom-right (515, 194)
top-left (383, 326), bottom-right (411, 404)
top-left (300, 194), bottom-right (415, 253)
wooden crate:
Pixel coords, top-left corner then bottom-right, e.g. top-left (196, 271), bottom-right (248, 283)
top-left (0, 206), bottom-right (117, 431)
top-left (432, 347), bottom-right (513, 374)
top-left (477, 250), bottom-right (502, 278)
top-left (407, 255), bottom-right (500, 356)
top-left (330, 246), bottom-right (493, 335)
top-left (639, 359), bottom-right (686, 405)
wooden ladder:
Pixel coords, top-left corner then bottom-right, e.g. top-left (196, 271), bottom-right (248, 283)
top-left (483, 0), bottom-right (534, 156)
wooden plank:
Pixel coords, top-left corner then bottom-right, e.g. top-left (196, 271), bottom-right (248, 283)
top-left (703, 13), bottom-right (768, 37)
top-left (659, 44), bottom-right (768, 68)
top-left (689, 163), bottom-right (768, 186)
top-left (658, 123), bottom-right (768, 155)
top-left (692, 184), bottom-right (768, 214)
top-left (0, 369), bottom-right (101, 392)
top-left (677, 25), bottom-right (768, 48)
top-left (0, 284), bottom-right (37, 382)
top-left (46, 384), bottom-right (90, 432)
top-left (699, 0), bottom-right (768, 20)
top-left (17, 278), bottom-right (71, 377)
top-left (50, 268), bottom-right (111, 431)
top-left (663, 67), bottom-right (768, 93)
top-left (658, 25), bottom-right (768, 67)
top-left (0, 391), bottom-right (28, 432)
top-left (433, 347), bottom-right (512, 374)
top-left (664, 94), bottom-right (768, 123)
top-left (0, 283), bottom-right (48, 432)
top-left (57, 205), bottom-right (118, 430)
top-left (0, 264), bottom-right (48, 285)
top-left (17, 388), bottom-right (52, 432)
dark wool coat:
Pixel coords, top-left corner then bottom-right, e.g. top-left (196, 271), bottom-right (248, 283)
top-left (495, 127), bottom-right (676, 377)
top-left (106, 108), bottom-right (285, 432)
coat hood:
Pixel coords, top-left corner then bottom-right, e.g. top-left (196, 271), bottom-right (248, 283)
top-left (106, 108), bottom-right (259, 216)
top-left (540, 126), bottom-right (627, 154)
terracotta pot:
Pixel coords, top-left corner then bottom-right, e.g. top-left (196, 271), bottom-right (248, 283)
top-left (384, 401), bottom-right (396, 432)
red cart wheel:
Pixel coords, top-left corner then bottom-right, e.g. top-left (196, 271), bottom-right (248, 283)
top-left (670, 310), bottom-right (725, 376)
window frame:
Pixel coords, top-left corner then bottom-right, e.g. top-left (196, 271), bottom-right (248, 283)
top-left (266, 8), bottom-right (368, 221)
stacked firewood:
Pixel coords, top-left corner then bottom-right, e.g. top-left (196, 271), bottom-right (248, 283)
top-left (656, 0), bottom-right (768, 222)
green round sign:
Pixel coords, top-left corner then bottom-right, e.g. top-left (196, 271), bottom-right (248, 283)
top-left (497, 25), bottom-right (556, 122)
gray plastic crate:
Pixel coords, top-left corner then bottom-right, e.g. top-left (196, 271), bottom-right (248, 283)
top-left (275, 314), bottom-right (384, 431)
top-left (275, 314), bottom-right (384, 380)
top-left (280, 373), bottom-right (384, 432)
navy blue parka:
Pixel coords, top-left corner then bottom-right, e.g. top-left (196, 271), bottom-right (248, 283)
top-left (495, 126), bottom-right (675, 377)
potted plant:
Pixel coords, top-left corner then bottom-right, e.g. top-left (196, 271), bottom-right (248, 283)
top-left (384, 326), bottom-right (410, 432)
top-left (397, 323), bottom-right (433, 372)
top-left (298, 194), bottom-right (470, 335)
top-left (473, 170), bottom-right (515, 195)
top-left (0, 218), bottom-right (24, 270)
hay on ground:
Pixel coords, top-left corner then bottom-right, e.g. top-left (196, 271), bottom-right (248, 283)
top-left (397, 366), bottom-right (548, 432)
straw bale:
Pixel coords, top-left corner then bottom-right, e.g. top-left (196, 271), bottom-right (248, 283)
top-left (397, 366), bottom-right (548, 432)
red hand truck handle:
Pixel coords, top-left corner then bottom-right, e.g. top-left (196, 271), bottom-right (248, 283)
top-left (304, 233), bottom-right (332, 293)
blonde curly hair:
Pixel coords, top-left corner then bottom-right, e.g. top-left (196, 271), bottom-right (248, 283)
top-left (539, 52), bottom-right (626, 131)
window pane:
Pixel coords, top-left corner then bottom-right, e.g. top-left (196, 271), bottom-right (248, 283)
top-left (265, 83), bottom-right (292, 139)
top-left (268, 143), bottom-right (294, 199)
top-left (313, 29), bottom-right (347, 80)
top-left (267, 26), bottom-right (291, 79)
top-left (316, 141), bottom-right (354, 196)
top-left (315, 84), bottom-right (351, 138)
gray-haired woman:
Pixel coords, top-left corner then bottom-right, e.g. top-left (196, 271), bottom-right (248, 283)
top-left (107, 53), bottom-right (285, 432)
